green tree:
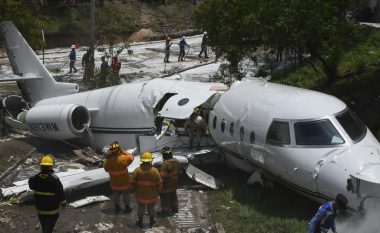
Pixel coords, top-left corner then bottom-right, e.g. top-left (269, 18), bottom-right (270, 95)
top-left (0, 0), bottom-right (43, 49)
top-left (195, 0), bottom-right (360, 84)
top-left (96, 4), bottom-right (136, 58)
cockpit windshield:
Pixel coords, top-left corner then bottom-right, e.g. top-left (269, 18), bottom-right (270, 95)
top-left (336, 110), bottom-right (366, 142)
top-left (295, 119), bottom-right (344, 145)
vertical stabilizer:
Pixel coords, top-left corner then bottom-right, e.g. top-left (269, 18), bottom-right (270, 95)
top-left (0, 21), bottom-right (78, 105)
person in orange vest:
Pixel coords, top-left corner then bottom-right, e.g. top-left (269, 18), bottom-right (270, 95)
top-left (103, 141), bottom-right (134, 214)
top-left (130, 152), bottom-right (162, 229)
top-left (158, 146), bottom-right (181, 216)
top-left (111, 56), bottom-right (121, 85)
top-left (28, 155), bottom-right (66, 233)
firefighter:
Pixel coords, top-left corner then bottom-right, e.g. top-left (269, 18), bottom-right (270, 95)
top-left (130, 152), bottom-right (162, 229)
top-left (184, 108), bottom-right (208, 150)
top-left (28, 155), bottom-right (66, 233)
top-left (103, 141), bottom-right (134, 214)
top-left (158, 146), bottom-right (181, 216)
top-left (309, 194), bottom-right (348, 233)
top-left (111, 56), bottom-right (121, 85)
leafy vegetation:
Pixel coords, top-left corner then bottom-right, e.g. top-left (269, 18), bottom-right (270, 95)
top-left (194, 0), bottom-right (361, 83)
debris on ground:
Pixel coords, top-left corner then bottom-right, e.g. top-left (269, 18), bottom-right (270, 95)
top-left (186, 164), bottom-right (224, 190)
top-left (95, 222), bottom-right (114, 231)
top-left (69, 195), bottom-right (110, 208)
top-left (73, 148), bottom-right (101, 164)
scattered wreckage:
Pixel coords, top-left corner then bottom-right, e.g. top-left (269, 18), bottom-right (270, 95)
top-left (0, 147), bottom-right (224, 205)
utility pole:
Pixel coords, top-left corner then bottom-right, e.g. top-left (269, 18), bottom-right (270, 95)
top-left (83, 0), bottom-right (95, 84)
top-left (90, 0), bottom-right (95, 57)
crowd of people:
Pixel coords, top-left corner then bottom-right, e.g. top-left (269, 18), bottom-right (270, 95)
top-left (67, 31), bottom-right (208, 86)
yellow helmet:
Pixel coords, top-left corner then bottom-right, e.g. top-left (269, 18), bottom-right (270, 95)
top-left (40, 154), bottom-right (54, 166)
top-left (109, 141), bottom-right (120, 153)
top-left (140, 152), bottom-right (153, 163)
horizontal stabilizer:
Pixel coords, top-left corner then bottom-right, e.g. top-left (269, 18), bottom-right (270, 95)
top-left (0, 73), bottom-right (42, 82)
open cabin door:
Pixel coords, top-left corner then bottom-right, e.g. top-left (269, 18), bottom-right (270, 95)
top-left (158, 92), bottom-right (217, 119)
top-left (138, 91), bottom-right (219, 153)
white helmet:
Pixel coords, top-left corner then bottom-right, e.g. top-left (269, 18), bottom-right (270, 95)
top-left (204, 31), bottom-right (207, 35)
top-left (182, 36), bottom-right (185, 40)
top-left (71, 44), bottom-right (75, 49)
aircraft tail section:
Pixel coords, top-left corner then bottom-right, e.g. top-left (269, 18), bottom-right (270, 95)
top-left (0, 21), bottom-right (78, 105)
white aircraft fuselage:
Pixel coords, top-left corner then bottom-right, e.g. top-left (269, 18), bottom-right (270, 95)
top-left (1, 21), bottom-right (380, 212)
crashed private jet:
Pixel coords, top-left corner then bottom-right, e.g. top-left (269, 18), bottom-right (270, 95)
top-left (1, 21), bottom-right (380, 212)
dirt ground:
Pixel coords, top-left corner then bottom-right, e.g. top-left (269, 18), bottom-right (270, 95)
top-left (0, 137), bottom-right (219, 233)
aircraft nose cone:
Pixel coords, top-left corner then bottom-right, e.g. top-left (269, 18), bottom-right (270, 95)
top-left (336, 146), bottom-right (380, 183)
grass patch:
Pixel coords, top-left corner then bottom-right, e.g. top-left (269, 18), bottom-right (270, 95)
top-left (208, 170), bottom-right (318, 233)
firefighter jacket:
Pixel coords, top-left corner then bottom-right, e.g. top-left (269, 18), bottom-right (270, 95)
top-left (309, 201), bottom-right (337, 233)
top-left (160, 158), bottom-right (181, 193)
top-left (28, 170), bottom-right (66, 216)
top-left (104, 151), bottom-right (134, 190)
top-left (130, 164), bottom-right (162, 204)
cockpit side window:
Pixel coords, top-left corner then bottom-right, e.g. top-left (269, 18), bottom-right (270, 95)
top-left (267, 121), bottom-right (290, 145)
top-left (294, 119), bottom-right (344, 145)
top-left (336, 110), bottom-right (366, 142)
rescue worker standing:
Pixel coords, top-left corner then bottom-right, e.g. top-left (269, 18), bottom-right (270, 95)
top-left (130, 152), bottom-right (162, 228)
top-left (178, 36), bottom-right (190, 62)
top-left (99, 56), bottom-right (109, 88)
top-left (28, 155), bottom-right (66, 233)
top-left (69, 45), bottom-right (78, 73)
top-left (309, 194), bottom-right (348, 233)
top-left (82, 49), bottom-right (94, 83)
top-left (158, 146), bottom-right (181, 216)
top-left (103, 141), bottom-right (134, 214)
top-left (111, 56), bottom-right (121, 85)
top-left (198, 31), bottom-right (208, 59)
top-left (184, 108), bottom-right (208, 150)
top-left (164, 36), bottom-right (172, 63)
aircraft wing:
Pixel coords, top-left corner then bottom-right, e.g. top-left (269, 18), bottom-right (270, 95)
top-left (2, 148), bottom-right (223, 203)
top-left (0, 73), bottom-right (42, 82)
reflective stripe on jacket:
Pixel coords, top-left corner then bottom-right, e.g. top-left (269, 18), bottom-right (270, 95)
top-left (28, 170), bottom-right (65, 216)
top-left (104, 151), bottom-right (134, 190)
top-left (131, 165), bottom-right (162, 204)
top-left (160, 158), bottom-right (181, 193)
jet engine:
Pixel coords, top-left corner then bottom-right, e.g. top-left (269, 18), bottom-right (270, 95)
top-left (25, 104), bottom-right (91, 140)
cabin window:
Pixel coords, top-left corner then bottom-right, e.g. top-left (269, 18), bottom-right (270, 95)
top-left (177, 98), bottom-right (189, 106)
top-left (294, 119), bottom-right (344, 145)
top-left (213, 116), bottom-right (217, 129)
top-left (336, 110), bottom-right (366, 142)
top-left (221, 119), bottom-right (226, 133)
top-left (267, 121), bottom-right (290, 145)
top-left (250, 131), bottom-right (255, 144)
top-left (240, 127), bottom-right (245, 141)
top-left (230, 122), bottom-right (234, 137)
